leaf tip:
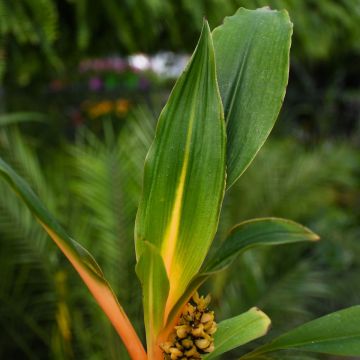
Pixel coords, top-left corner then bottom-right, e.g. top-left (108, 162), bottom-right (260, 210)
top-left (200, 17), bottom-right (212, 39)
top-left (310, 233), bottom-right (321, 242)
top-left (297, 222), bottom-right (320, 242)
top-left (250, 307), bottom-right (272, 335)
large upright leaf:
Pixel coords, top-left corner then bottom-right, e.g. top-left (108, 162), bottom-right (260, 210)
top-left (167, 218), bottom-right (318, 326)
top-left (241, 306), bottom-right (360, 358)
top-left (0, 158), bottom-right (146, 360)
top-left (136, 241), bottom-right (169, 358)
top-left (135, 21), bottom-right (226, 320)
top-left (213, 7), bottom-right (292, 188)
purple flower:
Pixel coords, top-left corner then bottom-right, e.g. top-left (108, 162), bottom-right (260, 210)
top-left (89, 77), bottom-right (103, 91)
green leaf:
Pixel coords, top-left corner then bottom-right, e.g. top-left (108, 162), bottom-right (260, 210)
top-left (0, 112), bottom-right (46, 126)
top-left (203, 218), bottom-right (319, 273)
top-left (242, 306), bottom-right (360, 358)
top-left (0, 157), bottom-right (147, 360)
top-left (136, 241), bottom-right (169, 357)
top-left (213, 7), bottom-right (293, 188)
top-left (205, 307), bottom-right (271, 360)
top-left (135, 21), bottom-right (226, 321)
top-left (167, 218), bottom-right (318, 326)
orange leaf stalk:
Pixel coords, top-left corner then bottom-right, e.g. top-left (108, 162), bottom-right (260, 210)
top-left (42, 225), bottom-right (147, 360)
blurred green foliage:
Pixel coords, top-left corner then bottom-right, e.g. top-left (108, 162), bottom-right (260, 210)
top-left (0, 110), bottom-right (154, 359)
top-left (215, 140), bottom-right (360, 339)
top-left (1, 110), bottom-right (359, 359)
top-left (1, 0), bottom-right (359, 83)
top-left (1, 0), bottom-right (359, 140)
top-left (0, 1), bottom-right (359, 358)
top-left (0, 0), bottom-right (60, 83)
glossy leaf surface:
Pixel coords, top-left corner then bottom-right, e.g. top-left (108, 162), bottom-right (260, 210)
top-left (135, 21), bottom-right (226, 319)
top-left (213, 7), bottom-right (292, 188)
top-left (0, 157), bottom-right (146, 360)
top-left (205, 307), bottom-right (271, 359)
top-left (242, 305), bottom-right (360, 358)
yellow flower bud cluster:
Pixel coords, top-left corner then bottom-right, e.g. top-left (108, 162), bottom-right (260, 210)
top-left (161, 292), bottom-right (217, 359)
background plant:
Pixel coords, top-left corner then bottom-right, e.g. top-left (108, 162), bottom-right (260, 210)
top-left (2, 0), bottom-right (358, 142)
top-left (0, 109), bottom-right (157, 358)
top-left (0, 2), bottom-right (360, 360)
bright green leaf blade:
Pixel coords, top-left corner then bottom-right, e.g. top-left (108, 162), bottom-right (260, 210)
top-left (205, 307), bottom-right (271, 360)
top-left (167, 218), bottom-right (318, 327)
top-left (135, 21), bottom-right (226, 319)
top-left (136, 241), bottom-right (169, 357)
top-left (203, 218), bottom-right (319, 273)
top-left (242, 306), bottom-right (360, 358)
top-left (0, 157), bottom-right (147, 360)
top-left (213, 7), bottom-right (292, 189)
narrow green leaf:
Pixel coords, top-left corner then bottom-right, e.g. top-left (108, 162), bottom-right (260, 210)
top-left (167, 218), bottom-right (318, 326)
top-left (203, 218), bottom-right (319, 273)
top-left (242, 306), bottom-right (360, 358)
top-left (136, 241), bottom-right (169, 357)
top-left (135, 21), bottom-right (226, 320)
top-left (0, 112), bottom-right (46, 126)
top-left (0, 157), bottom-right (147, 360)
top-left (205, 307), bottom-right (271, 360)
top-left (213, 7), bottom-right (293, 188)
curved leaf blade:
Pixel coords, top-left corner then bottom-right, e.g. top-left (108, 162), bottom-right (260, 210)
top-left (205, 307), bottom-right (271, 360)
top-left (204, 218), bottom-right (319, 273)
top-left (135, 21), bottom-right (226, 319)
top-left (136, 241), bottom-right (169, 358)
top-left (242, 306), bottom-right (360, 358)
top-left (213, 7), bottom-right (293, 188)
top-left (0, 157), bottom-right (147, 360)
top-left (167, 218), bottom-right (318, 327)
top-left (0, 112), bottom-right (46, 126)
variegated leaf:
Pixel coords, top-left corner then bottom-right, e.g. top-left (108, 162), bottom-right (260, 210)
top-left (135, 21), bottom-right (226, 321)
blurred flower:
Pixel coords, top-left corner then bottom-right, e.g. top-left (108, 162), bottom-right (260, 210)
top-left (87, 101), bottom-right (113, 118)
top-left (150, 52), bottom-right (189, 78)
top-left (89, 77), bottom-right (103, 91)
top-left (129, 54), bottom-right (151, 71)
top-left (80, 56), bottom-right (128, 73)
top-left (115, 99), bottom-right (130, 115)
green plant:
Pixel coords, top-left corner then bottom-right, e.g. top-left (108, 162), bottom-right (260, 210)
top-left (0, 112), bottom-right (154, 359)
top-left (213, 139), bottom-right (359, 339)
top-left (0, 0), bottom-right (60, 83)
top-left (1, 8), bottom-right (359, 360)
